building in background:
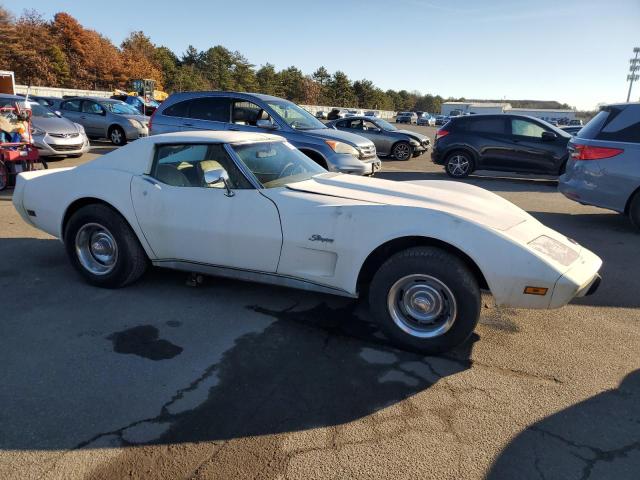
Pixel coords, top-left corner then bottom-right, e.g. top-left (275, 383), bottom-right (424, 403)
top-left (441, 101), bottom-right (576, 121)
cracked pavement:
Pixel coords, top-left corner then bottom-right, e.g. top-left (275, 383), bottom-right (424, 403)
top-left (1, 138), bottom-right (639, 479)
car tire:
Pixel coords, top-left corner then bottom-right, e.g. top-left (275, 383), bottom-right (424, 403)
top-left (392, 141), bottom-right (413, 161)
top-left (369, 246), bottom-right (481, 354)
top-left (64, 204), bottom-right (148, 288)
top-left (108, 126), bottom-right (127, 146)
top-left (629, 192), bottom-right (640, 231)
top-left (445, 151), bottom-right (473, 178)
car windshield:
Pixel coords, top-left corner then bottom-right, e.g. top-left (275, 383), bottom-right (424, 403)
top-left (28, 104), bottom-right (58, 118)
top-left (375, 119), bottom-right (397, 131)
top-left (231, 140), bottom-right (325, 188)
top-left (102, 101), bottom-right (139, 115)
top-left (266, 100), bottom-right (326, 130)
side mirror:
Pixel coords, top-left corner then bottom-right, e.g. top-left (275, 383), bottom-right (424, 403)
top-left (256, 118), bottom-right (277, 129)
top-left (204, 168), bottom-right (234, 197)
top-left (541, 131), bottom-right (557, 141)
top-left (54, 110), bottom-right (62, 117)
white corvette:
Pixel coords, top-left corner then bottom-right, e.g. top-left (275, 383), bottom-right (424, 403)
top-left (13, 131), bottom-right (602, 353)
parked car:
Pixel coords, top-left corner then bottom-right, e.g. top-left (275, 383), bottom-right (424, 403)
top-left (17, 94), bottom-right (57, 108)
top-left (569, 119), bottom-right (583, 126)
top-left (435, 115), bottom-right (448, 126)
top-left (417, 114), bottom-right (436, 127)
top-left (345, 109), bottom-right (363, 118)
top-left (364, 110), bottom-right (380, 118)
top-left (13, 130), bottom-right (602, 353)
top-left (327, 116), bottom-right (431, 160)
top-left (327, 108), bottom-right (348, 120)
top-left (315, 110), bottom-right (328, 120)
top-left (431, 114), bottom-right (572, 178)
top-left (560, 126), bottom-right (582, 136)
top-left (150, 91), bottom-right (381, 175)
top-left (559, 103), bottom-right (640, 229)
top-left (396, 112), bottom-right (417, 124)
top-left (57, 97), bottom-right (148, 146)
top-left (111, 94), bottom-right (159, 116)
top-left (0, 94), bottom-right (90, 158)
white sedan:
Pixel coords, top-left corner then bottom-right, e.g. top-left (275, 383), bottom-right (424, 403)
top-left (12, 131), bottom-right (602, 353)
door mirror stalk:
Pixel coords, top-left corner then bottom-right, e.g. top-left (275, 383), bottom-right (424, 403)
top-left (204, 168), bottom-right (235, 197)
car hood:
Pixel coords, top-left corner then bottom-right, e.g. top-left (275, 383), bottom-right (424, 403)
top-left (394, 129), bottom-right (429, 142)
top-left (31, 115), bottom-right (79, 134)
top-left (286, 173), bottom-right (530, 231)
top-left (304, 128), bottom-right (374, 148)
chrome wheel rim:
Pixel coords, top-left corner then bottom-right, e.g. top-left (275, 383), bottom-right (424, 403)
top-left (387, 274), bottom-right (457, 338)
top-left (75, 223), bottom-right (118, 275)
top-left (394, 143), bottom-right (411, 160)
top-left (111, 129), bottom-right (122, 144)
top-left (447, 155), bottom-right (470, 176)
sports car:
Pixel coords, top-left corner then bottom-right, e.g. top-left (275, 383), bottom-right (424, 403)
top-left (12, 131), bottom-right (602, 353)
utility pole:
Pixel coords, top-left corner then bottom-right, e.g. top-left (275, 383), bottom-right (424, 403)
top-left (627, 47), bottom-right (640, 102)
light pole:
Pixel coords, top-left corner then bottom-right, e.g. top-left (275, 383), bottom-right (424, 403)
top-left (627, 47), bottom-right (640, 102)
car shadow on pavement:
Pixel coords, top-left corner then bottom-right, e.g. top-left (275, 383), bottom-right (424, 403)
top-left (529, 211), bottom-right (640, 309)
top-left (486, 369), bottom-right (640, 479)
top-left (0, 237), bottom-right (478, 452)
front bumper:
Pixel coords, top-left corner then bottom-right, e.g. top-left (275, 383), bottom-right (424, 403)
top-left (32, 133), bottom-right (90, 157)
top-left (124, 124), bottom-right (150, 140)
top-left (327, 152), bottom-right (382, 175)
top-left (549, 247), bottom-right (603, 308)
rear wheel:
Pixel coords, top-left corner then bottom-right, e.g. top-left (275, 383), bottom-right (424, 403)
top-left (369, 247), bottom-right (481, 354)
top-left (64, 204), bottom-right (148, 287)
top-left (445, 151), bottom-right (473, 178)
top-left (629, 192), bottom-right (640, 231)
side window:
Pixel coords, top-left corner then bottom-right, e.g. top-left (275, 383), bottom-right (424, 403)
top-left (151, 143), bottom-right (252, 189)
top-left (468, 117), bottom-right (505, 134)
top-left (347, 119), bottom-right (364, 130)
top-left (596, 106), bottom-right (640, 143)
top-left (363, 120), bottom-right (378, 131)
top-left (81, 101), bottom-right (104, 115)
top-left (61, 99), bottom-right (81, 112)
top-left (511, 119), bottom-right (546, 138)
top-left (190, 97), bottom-right (230, 122)
top-left (231, 100), bottom-right (267, 126)
top-left (336, 120), bottom-right (348, 128)
top-left (162, 100), bottom-right (191, 118)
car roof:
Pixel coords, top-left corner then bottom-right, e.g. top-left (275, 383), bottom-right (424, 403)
top-left (60, 96), bottom-right (121, 103)
top-left (0, 93), bottom-right (23, 100)
top-left (163, 90), bottom-right (287, 103)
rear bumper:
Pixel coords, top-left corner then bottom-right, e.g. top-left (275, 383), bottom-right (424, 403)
top-left (431, 147), bottom-right (445, 165)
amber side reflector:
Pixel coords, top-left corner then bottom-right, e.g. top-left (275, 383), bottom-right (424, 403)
top-left (524, 286), bottom-right (548, 296)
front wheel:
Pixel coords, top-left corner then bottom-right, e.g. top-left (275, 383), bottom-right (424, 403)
top-left (392, 141), bottom-right (413, 161)
top-left (369, 247), bottom-right (480, 354)
top-left (445, 151), bottom-right (473, 178)
top-left (64, 204), bottom-right (148, 288)
top-left (109, 126), bottom-right (127, 146)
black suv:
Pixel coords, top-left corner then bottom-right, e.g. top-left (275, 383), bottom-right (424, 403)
top-left (431, 114), bottom-right (572, 178)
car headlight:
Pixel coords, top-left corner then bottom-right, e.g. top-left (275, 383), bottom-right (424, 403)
top-left (31, 127), bottom-right (44, 136)
top-left (409, 139), bottom-right (420, 147)
top-left (128, 119), bottom-right (143, 129)
top-left (325, 140), bottom-right (359, 156)
top-left (528, 235), bottom-right (579, 266)
top-left (73, 122), bottom-right (85, 133)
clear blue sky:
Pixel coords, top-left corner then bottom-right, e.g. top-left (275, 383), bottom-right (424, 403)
top-left (7, 0), bottom-right (640, 110)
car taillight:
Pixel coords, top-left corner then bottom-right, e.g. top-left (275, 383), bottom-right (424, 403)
top-left (571, 144), bottom-right (624, 160)
top-left (148, 108), bottom-right (157, 131)
top-left (435, 129), bottom-right (450, 140)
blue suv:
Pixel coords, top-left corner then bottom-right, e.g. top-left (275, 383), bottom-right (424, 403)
top-left (150, 92), bottom-right (381, 175)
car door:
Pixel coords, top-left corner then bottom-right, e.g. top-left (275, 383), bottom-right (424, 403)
top-left (79, 100), bottom-right (107, 137)
top-left (59, 99), bottom-right (83, 124)
top-left (130, 142), bottom-right (282, 272)
top-left (362, 119), bottom-right (392, 155)
top-left (465, 116), bottom-right (510, 169)
top-left (182, 96), bottom-right (231, 132)
top-left (505, 118), bottom-right (561, 173)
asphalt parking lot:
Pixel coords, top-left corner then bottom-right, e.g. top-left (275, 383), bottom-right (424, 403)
top-left (1, 128), bottom-right (639, 480)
